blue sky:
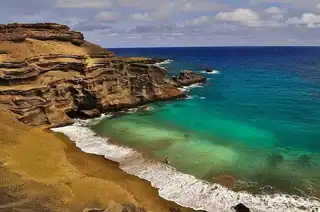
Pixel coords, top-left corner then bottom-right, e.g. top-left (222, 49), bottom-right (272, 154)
top-left (1, 0), bottom-right (320, 47)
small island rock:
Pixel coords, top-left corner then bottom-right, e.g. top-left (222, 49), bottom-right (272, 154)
top-left (173, 70), bottom-right (207, 86)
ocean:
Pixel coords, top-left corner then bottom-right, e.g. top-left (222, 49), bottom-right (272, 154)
top-left (53, 47), bottom-right (320, 212)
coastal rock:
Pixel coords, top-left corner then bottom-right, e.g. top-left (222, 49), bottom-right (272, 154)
top-left (78, 109), bottom-right (101, 119)
top-left (205, 68), bottom-right (213, 73)
top-left (0, 23), bottom-right (85, 46)
top-left (0, 23), bottom-right (186, 127)
top-left (123, 57), bottom-right (168, 65)
top-left (233, 203), bottom-right (250, 212)
top-left (137, 105), bottom-right (150, 112)
top-left (173, 70), bottom-right (206, 86)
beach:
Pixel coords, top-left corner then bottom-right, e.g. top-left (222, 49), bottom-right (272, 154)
top-left (0, 108), bottom-right (194, 212)
top-left (1, 23), bottom-right (320, 212)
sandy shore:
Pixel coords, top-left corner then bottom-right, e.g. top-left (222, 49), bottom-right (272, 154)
top-left (0, 109), bottom-right (195, 212)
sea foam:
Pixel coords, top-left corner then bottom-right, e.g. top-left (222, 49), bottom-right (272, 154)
top-left (155, 59), bottom-right (174, 66)
top-left (52, 122), bottom-right (320, 212)
top-left (178, 83), bottom-right (203, 92)
top-left (201, 70), bottom-right (220, 75)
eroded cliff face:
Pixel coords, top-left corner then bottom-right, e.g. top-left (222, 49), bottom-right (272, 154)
top-left (0, 23), bottom-right (186, 127)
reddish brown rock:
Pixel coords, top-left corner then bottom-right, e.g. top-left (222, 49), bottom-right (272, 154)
top-left (173, 70), bottom-right (206, 86)
top-left (0, 23), bottom-right (84, 45)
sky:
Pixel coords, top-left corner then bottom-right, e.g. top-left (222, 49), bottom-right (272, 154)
top-left (1, 0), bottom-right (320, 47)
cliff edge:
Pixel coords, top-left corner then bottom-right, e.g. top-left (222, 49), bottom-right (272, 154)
top-left (0, 23), bottom-right (193, 127)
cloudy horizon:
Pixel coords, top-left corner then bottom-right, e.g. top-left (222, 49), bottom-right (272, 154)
top-left (1, 0), bottom-right (320, 47)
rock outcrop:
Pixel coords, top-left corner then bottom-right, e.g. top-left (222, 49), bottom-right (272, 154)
top-left (233, 203), bottom-right (251, 212)
top-left (0, 23), bottom-right (84, 46)
top-left (173, 70), bottom-right (207, 86)
top-left (0, 23), bottom-right (205, 127)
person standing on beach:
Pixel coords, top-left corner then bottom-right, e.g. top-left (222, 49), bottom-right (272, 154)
top-left (164, 157), bottom-right (169, 164)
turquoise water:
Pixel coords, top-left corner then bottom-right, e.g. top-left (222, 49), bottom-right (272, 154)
top-left (94, 47), bottom-right (320, 197)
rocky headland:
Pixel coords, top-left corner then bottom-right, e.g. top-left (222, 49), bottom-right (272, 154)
top-left (0, 23), bottom-right (205, 212)
top-left (0, 23), bottom-right (205, 128)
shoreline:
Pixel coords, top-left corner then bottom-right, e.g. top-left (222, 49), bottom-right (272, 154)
top-left (0, 109), bottom-right (195, 212)
top-left (54, 131), bottom-right (196, 211)
top-left (53, 117), bottom-right (320, 212)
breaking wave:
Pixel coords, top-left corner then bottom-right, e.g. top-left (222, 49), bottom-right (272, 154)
top-left (201, 70), bottom-right (220, 75)
top-left (155, 59), bottom-right (174, 66)
top-left (178, 83), bottom-right (203, 92)
top-left (52, 122), bottom-right (320, 212)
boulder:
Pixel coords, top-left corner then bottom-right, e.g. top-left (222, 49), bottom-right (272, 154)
top-left (78, 109), bottom-right (101, 119)
top-left (174, 70), bottom-right (206, 86)
top-left (233, 203), bottom-right (250, 212)
top-left (205, 68), bottom-right (213, 73)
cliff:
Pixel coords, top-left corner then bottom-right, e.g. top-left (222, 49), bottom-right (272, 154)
top-left (0, 23), bottom-right (205, 127)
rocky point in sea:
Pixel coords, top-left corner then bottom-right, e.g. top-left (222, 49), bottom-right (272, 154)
top-left (0, 22), bottom-right (204, 212)
top-left (172, 70), bottom-right (207, 86)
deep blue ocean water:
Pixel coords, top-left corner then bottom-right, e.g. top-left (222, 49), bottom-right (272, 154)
top-left (94, 47), bottom-right (320, 198)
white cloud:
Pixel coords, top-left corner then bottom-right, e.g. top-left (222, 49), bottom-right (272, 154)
top-left (131, 12), bottom-right (153, 21)
top-left (250, 0), bottom-right (319, 11)
top-left (153, 1), bottom-right (176, 19)
top-left (287, 13), bottom-right (320, 28)
top-left (214, 8), bottom-right (288, 28)
top-left (177, 16), bottom-right (210, 27)
top-left (56, 0), bottom-right (112, 8)
top-left (95, 11), bottom-right (121, 21)
top-left (129, 1), bottom-right (175, 21)
top-left (182, 0), bottom-right (229, 12)
top-left (129, 0), bottom-right (228, 21)
top-left (119, 0), bottom-right (228, 12)
top-left (107, 32), bottom-right (119, 37)
top-left (129, 2), bottom-right (175, 21)
top-left (171, 32), bottom-right (183, 37)
top-left (215, 9), bottom-right (260, 27)
top-left (271, 14), bottom-right (284, 20)
top-left (265, 6), bottom-right (283, 14)
top-left (125, 34), bottom-right (143, 39)
top-left (260, 19), bottom-right (287, 27)
top-left (118, 0), bottom-right (169, 10)
top-left (190, 16), bottom-right (209, 25)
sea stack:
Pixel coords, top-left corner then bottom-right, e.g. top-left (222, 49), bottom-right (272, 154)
top-left (173, 70), bottom-right (207, 86)
top-left (205, 68), bottom-right (213, 73)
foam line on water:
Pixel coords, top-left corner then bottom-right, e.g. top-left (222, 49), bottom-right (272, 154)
top-left (52, 123), bottom-right (320, 212)
top-left (155, 59), bottom-right (174, 66)
top-left (201, 70), bottom-right (220, 75)
top-left (178, 83), bottom-right (203, 92)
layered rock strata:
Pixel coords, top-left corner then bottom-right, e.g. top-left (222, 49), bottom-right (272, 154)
top-left (0, 23), bottom-right (205, 127)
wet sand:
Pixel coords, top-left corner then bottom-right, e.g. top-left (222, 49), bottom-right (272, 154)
top-left (0, 109), bottom-right (195, 212)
